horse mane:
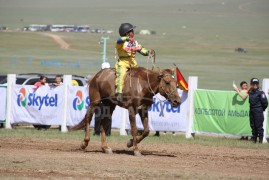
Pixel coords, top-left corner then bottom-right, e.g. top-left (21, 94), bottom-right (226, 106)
top-left (131, 67), bottom-right (160, 82)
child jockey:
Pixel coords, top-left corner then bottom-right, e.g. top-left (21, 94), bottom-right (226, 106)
top-left (115, 23), bottom-right (152, 101)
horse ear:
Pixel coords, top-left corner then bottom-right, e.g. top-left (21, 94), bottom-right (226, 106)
top-left (172, 63), bottom-right (177, 75)
top-left (171, 67), bottom-right (175, 75)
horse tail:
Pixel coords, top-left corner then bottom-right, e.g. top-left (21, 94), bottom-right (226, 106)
top-left (70, 115), bottom-right (86, 131)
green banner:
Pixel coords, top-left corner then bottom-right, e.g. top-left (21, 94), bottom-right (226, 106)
top-left (193, 90), bottom-right (251, 135)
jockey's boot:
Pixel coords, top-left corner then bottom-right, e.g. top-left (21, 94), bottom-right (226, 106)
top-left (116, 93), bottom-right (123, 102)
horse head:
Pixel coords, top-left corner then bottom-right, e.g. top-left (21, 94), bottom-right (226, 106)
top-left (158, 69), bottom-right (181, 107)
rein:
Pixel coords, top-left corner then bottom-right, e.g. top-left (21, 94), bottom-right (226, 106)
top-left (146, 70), bottom-right (165, 117)
top-left (149, 49), bottom-right (156, 70)
top-left (146, 52), bottom-right (168, 117)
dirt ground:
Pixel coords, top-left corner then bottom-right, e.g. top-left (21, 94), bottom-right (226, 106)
top-left (0, 137), bottom-right (269, 180)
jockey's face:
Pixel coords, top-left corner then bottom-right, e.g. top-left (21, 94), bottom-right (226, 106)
top-left (127, 29), bottom-right (134, 38)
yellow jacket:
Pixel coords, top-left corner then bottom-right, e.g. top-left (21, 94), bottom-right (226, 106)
top-left (115, 36), bottom-right (149, 64)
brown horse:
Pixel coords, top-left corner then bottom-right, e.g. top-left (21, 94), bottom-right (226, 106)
top-left (72, 67), bottom-right (181, 156)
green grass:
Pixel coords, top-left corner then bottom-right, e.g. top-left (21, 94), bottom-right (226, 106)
top-left (0, 0), bottom-right (269, 90)
top-left (1, 127), bottom-right (268, 149)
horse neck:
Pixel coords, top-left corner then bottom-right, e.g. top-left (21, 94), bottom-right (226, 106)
top-left (143, 69), bottom-right (160, 96)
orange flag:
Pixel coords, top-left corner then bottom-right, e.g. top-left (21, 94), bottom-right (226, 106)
top-left (175, 67), bottom-right (188, 91)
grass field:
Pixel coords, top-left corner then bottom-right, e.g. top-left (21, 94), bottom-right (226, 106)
top-left (1, 128), bottom-right (269, 179)
top-left (0, 0), bottom-right (269, 90)
top-left (1, 127), bottom-right (268, 149)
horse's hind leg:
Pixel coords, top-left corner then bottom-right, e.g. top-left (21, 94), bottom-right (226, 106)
top-left (100, 103), bottom-right (115, 154)
top-left (100, 118), bottom-right (112, 154)
top-left (80, 105), bottom-right (95, 150)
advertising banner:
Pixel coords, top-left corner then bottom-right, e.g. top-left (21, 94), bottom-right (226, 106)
top-left (10, 85), bottom-right (188, 131)
top-left (148, 90), bottom-right (188, 132)
top-left (67, 86), bottom-right (92, 127)
top-left (0, 86), bottom-right (7, 121)
top-left (11, 85), bottom-right (64, 125)
top-left (117, 90), bottom-right (188, 132)
top-left (67, 86), bottom-right (120, 128)
top-left (193, 90), bottom-right (251, 135)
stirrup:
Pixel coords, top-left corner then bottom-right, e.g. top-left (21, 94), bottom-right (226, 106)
top-left (116, 93), bottom-right (123, 102)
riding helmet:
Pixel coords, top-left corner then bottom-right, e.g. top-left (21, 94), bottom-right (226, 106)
top-left (119, 23), bottom-right (136, 36)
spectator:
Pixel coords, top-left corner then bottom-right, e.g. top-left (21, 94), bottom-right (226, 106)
top-left (248, 78), bottom-right (268, 143)
top-left (50, 75), bottom-right (63, 87)
top-left (33, 75), bottom-right (47, 91)
top-left (234, 81), bottom-right (249, 100)
top-left (93, 103), bottom-right (111, 136)
top-left (32, 75), bottom-right (50, 130)
top-left (234, 81), bottom-right (250, 140)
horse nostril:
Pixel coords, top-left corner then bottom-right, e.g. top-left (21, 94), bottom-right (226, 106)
top-left (173, 100), bottom-right (180, 107)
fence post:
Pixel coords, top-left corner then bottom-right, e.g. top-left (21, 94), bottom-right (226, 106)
top-left (120, 108), bottom-right (127, 135)
top-left (5, 74), bottom-right (16, 129)
top-left (186, 76), bottom-right (198, 139)
top-left (262, 78), bottom-right (269, 143)
top-left (61, 75), bottom-right (72, 133)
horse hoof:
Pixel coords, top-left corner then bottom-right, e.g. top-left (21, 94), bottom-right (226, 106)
top-left (127, 139), bottom-right (133, 148)
top-left (104, 148), bottom-right (113, 154)
top-left (80, 143), bottom-right (86, 150)
top-left (134, 151), bottom-right (143, 157)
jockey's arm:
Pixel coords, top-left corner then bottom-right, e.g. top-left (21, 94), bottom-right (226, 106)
top-left (116, 36), bottom-right (129, 44)
top-left (116, 37), bottom-right (150, 56)
top-left (137, 45), bottom-right (149, 56)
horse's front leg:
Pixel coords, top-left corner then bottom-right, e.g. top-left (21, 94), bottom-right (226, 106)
top-left (136, 106), bottom-right (150, 144)
top-left (127, 106), bottom-right (149, 147)
top-left (127, 106), bottom-right (142, 156)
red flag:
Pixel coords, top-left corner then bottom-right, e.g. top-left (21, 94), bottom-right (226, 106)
top-left (176, 67), bottom-right (188, 91)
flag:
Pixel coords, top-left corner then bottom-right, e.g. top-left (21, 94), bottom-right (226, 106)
top-left (175, 67), bottom-right (188, 91)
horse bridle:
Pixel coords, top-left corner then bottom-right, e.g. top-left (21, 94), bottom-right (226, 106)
top-left (147, 72), bottom-right (177, 102)
top-left (160, 74), bottom-right (178, 101)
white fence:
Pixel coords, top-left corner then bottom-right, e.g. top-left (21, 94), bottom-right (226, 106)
top-left (1, 74), bottom-right (268, 143)
top-left (1, 74), bottom-right (191, 134)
